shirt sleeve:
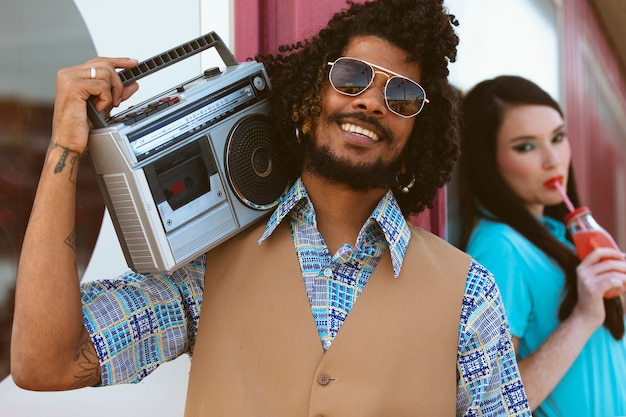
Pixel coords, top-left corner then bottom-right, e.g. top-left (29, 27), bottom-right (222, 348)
top-left (81, 256), bottom-right (205, 385)
top-left (466, 224), bottom-right (533, 338)
top-left (455, 260), bottom-right (531, 417)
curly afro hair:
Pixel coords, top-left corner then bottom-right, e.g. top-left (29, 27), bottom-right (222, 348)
top-left (255, 0), bottom-right (460, 217)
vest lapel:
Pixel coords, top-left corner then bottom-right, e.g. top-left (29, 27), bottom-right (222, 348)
top-left (186, 220), bottom-right (323, 416)
top-left (309, 226), bottom-right (468, 416)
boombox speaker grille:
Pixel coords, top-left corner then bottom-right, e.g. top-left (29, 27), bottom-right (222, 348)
top-left (225, 115), bottom-right (287, 209)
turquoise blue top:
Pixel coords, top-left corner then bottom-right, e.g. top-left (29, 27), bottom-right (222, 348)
top-left (466, 216), bottom-right (626, 417)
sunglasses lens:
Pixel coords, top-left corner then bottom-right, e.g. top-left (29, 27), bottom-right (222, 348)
top-left (329, 57), bottom-right (428, 117)
top-left (386, 77), bottom-right (425, 117)
top-left (329, 58), bottom-right (373, 95)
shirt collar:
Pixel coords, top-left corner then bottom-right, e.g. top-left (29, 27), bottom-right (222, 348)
top-left (259, 178), bottom-right (411, 277)
top-left (476, 203), bottom-right (572, 247)
top-left (538, 215), bottom-right (570, 243)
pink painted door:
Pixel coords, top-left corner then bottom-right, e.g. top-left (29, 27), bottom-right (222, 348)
top-left (563, 0), bottom-right (626, 248)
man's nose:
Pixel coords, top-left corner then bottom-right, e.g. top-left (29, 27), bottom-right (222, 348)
top-left (351, 73), bottom-right (389, 115)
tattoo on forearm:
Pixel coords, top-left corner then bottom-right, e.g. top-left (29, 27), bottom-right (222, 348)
top-left (54, 147), bottom-right (69, 174)
top-left (50, 142), bottom-right (80, 183)
top-left (64, 228), bottom-right (76, 252)
top-left (70, 331), bottom-right (101, 389)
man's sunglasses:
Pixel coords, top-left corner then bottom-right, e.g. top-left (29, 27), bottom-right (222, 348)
top-left (327, 57), bottom-right (429, 118)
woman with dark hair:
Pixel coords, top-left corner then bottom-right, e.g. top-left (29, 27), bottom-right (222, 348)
top-left (457, 74), bottom-right (626, 416)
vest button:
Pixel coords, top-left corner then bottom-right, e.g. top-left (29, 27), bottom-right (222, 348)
top-left (317, 373), bottom-right (331, 385)
top-left (323, 267), bottom-right (333, 278)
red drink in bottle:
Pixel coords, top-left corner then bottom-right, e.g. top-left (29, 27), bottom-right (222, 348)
top-left (565, 207), bottom-right (625, 298)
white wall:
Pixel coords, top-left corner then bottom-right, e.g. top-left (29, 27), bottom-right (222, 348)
top-left (445, 0), bottom-right (561, 100)
top-left (0, 1), bottom-right (232, 416)
top-left (76, 0), bottom-right (232, 111)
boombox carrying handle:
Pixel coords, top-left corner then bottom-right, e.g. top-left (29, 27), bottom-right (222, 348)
top-left (87, 31), bottom-right (238, 129)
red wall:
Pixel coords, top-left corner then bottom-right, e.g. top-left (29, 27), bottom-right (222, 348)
top-left (563, 1), bottom-right (626, 243)
top-left (234, 0), bottom-right (358, 62)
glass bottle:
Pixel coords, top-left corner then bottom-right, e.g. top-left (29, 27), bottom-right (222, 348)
top-left (565, 206), bottom-right (625, 298)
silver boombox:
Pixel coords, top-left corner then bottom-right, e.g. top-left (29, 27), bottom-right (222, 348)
top-left (87, 32), bottom-right (287, 274)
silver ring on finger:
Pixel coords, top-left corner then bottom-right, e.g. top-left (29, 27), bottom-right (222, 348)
top-left (90, 67), bottom-right (97, 79)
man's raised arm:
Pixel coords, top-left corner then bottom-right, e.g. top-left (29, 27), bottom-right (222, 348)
top-left (11, 58), bottom-right (138, 390)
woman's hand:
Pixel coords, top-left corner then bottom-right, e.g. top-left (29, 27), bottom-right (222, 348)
top-left (573, 247), bottom-right (626, 327)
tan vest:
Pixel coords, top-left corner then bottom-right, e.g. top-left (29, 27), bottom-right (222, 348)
top-left (185, 220), bottom-right (470, 417)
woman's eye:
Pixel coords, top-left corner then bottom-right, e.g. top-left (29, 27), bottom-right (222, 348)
top-left (552, 132), bottom-right (566, 143)
top-left (512, 142), bottom-right (535, 152)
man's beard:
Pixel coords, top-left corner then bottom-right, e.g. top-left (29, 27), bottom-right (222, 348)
top-left (302, 140), bottom-right (401, 192)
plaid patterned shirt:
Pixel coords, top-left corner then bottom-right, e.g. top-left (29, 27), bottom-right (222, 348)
top-left (81, 178), bottom-right (530, 416)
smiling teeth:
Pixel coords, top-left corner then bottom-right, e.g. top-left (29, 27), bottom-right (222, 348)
top-left (341, 123), bottom-right (380, 142)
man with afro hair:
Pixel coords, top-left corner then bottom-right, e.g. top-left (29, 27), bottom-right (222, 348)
top-left (12, 0), bottom-right (530, 415)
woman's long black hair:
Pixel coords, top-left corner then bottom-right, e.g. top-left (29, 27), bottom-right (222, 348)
top-left (457, 75), bottom-right (623, 340)
top-left (254, 0), bottom-right (461, 217)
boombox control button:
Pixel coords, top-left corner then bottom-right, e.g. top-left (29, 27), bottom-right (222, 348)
top-left (160, 96), bottom-right (181, 106)
top-left (117, 98), bottom-right (179, 125)
top-left (120, 111), bottom-right (146, 125)
top-left (253, 76), bottom-right (266, 91)
top-left (203, 67), bottom-right (222, 78)
top-left (145, 101), bottom-right (169, 117)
